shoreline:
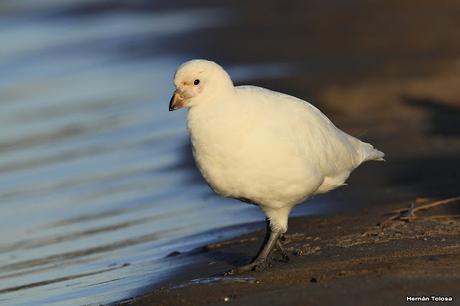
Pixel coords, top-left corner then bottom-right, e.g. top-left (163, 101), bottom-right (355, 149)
top-left (127, 195), bottom-right (460, 306)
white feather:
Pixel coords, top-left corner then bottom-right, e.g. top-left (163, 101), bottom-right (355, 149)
top-left (176, 60), bottom-right (384, 233)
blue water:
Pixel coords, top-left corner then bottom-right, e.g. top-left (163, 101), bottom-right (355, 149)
top-left (0, 2), bottom-right (330, 305)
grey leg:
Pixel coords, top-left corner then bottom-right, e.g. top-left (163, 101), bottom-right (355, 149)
top-left (225, 218), bottom-right (282, 275)
top-left (276, 239), bottom-right (290, 262)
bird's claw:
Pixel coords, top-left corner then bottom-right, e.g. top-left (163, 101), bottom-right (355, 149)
top-left (277, 253), bottom-right (290, 263)
top-left (224, 260), bottom-right (269, 276)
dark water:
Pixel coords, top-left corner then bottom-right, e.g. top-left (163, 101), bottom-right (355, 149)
top-left (0, 2), bottom-right (331, 305)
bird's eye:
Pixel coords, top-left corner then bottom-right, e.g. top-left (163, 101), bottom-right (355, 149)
top-left (193, 79), bottom-right (200, 85)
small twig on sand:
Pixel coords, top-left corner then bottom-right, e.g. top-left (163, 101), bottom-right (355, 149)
top-left (381, 196), bottom-right (460, 226)
top-left (410, 196), bottom-right (460, 213)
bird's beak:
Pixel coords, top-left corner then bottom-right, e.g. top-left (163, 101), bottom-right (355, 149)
top-left (169, 90), bottom-right (187, 111)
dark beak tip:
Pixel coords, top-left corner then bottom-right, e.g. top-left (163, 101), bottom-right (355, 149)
top-left (169, 92), bottom-right (178, 112)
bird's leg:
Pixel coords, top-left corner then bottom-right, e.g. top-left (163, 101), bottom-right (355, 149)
top-left (275, 237), bottom-right (290, 262)
top-left (225, 218), bottom-right (281, 275)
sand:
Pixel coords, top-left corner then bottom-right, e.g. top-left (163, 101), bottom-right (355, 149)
top-left (129, 198), bottom-right (460, 306)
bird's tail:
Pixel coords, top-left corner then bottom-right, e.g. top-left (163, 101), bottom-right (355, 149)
top-left (359, 141), bottom-right (385, 162)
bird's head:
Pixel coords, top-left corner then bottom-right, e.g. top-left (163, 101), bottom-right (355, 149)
top-left (169, 59), bottom-right (234, 111)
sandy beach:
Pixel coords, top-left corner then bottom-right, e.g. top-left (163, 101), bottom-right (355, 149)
top-left (132, 209), bottom-right (460, 306)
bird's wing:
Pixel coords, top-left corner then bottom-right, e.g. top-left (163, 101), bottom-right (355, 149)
top-left (235, 85), bottom-right (366, 175)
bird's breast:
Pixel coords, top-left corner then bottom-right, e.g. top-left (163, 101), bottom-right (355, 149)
top-left (186, 105), bottom-right (322, 206)
top-left (187, 109), bottom-right (246, 196)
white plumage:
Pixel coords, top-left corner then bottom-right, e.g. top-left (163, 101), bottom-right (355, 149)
top-left (169, 59), bottom-right (384, 271)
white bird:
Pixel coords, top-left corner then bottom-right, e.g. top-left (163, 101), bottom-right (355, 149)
top-left (169, 59), bottom-right (384, 274)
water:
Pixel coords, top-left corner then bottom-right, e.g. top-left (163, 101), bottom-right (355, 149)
top-left (0, 2), bottom-right (330, 305)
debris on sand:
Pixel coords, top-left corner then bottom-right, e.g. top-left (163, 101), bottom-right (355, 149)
top-left (335, 197), bottom-right (460, 248)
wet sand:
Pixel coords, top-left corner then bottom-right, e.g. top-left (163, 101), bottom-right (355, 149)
top-left (131, 206), bottom-right (460, 306)
top-left (120, 0), bottom-right (460, 304)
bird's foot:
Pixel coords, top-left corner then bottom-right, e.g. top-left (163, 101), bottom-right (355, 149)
top-left (224, 259), bottom-right (270, 276)
top-left (275, 238), bottom-right (290, 263)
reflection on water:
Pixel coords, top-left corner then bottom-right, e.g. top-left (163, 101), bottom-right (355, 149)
top-left (0, 2), bottom-right (326, 305)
